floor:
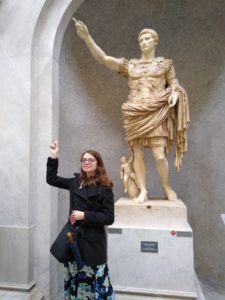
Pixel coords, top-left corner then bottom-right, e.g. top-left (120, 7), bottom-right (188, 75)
top-left (198, 277), bottom-right (225, 300)
top-left (55, 276), bottom-right (225, 299)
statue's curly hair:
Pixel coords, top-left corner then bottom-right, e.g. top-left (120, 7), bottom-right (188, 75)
top-left (138, 28), bottom-right (159, 45)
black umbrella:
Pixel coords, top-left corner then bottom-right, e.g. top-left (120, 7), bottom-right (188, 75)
top-left (67, 232), bottom-right (84, 270)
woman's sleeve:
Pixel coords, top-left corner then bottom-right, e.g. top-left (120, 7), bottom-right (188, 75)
top-left (84, 188), bottom-right (114, 226)
top-left (46, 157), bottom-right (70, 190)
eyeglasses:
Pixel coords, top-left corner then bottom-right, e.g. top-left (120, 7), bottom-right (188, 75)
top-left (81, 158), bottom-right (96, 164)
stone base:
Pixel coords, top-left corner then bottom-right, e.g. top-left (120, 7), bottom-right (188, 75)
top-left (107, 198), bottom-right (197, 300)
top-left (114, 294), bottom-right (195, 300)
top-left (0, 286), bottom-right (44, 300)
top-left (114, 295), bottom-right (182, 300)
top-left (114, 273), bottom-right (206, 300)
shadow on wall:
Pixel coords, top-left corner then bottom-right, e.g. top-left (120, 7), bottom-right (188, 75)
top-left (58, 0), bottom-right (225, 285)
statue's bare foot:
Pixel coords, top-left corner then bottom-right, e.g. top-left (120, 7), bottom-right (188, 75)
top-left (164, 185), bottom-right (177, 201)
top-left (133, 190), bottom-right (148, 204)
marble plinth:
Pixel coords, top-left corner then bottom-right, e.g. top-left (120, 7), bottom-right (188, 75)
top-left (0, 225), bottom-right (34, 286)
top-left (0, 287), bottom-right (44, 300)
top-left (0, 225), bottom-right (44, 299)
top-left (107, 198), bottom-right (197, 300)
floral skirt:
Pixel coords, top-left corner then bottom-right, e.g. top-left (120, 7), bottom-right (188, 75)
top-left (64, 262), bottom-right (114, 300)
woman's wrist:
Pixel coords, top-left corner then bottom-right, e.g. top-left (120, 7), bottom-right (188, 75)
top-left (51, 154), bottom-right (58, 159)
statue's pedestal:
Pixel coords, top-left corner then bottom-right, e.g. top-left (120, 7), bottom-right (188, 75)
top-left (107, 198), bottom-right (197, 300)
top-left (0, 287), bottom-right (44, 300)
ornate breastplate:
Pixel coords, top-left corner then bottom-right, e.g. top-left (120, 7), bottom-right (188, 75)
top-left (127, 58), bottom-right (167, 103)
top-left (129, 58), bottom-right (165, 79)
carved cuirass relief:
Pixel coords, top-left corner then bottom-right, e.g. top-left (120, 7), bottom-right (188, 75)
top-left (127, 59), bottom-right (167, 103)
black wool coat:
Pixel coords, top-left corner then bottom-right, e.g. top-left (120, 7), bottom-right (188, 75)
top-left (46, 157), bottom-right (114, 266)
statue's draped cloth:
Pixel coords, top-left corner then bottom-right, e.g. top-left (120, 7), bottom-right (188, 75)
top-left (119, 57), bottom-right (190, 171)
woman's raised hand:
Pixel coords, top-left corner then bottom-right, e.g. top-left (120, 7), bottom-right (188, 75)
top-left (50, 141), bottom-right (59, 158)
top-left (73, 18), bottom-right (89, 40)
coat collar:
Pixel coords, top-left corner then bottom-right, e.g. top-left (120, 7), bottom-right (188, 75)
top-left (73, 181), bottom-right (101, 201)
top-left (72, 173), bottom-right (102, 200)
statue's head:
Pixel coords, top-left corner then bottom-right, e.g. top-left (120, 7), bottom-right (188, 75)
top-left (121, 157), bottom-right (127, 163)
top-left (138, 29), bottom-right (159, 53)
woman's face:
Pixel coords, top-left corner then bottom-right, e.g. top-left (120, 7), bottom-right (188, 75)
top-left (81, 152), bottom-right (97, 176)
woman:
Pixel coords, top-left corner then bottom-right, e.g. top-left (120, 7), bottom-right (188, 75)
top-left (46, 142), bottom-right (115, 300)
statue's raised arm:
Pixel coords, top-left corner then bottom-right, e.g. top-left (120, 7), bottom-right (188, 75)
top-left (73, 18), bottom-right (123, 72)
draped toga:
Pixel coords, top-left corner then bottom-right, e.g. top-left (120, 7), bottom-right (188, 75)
top-left (119, 57), bottom-right (190, 171)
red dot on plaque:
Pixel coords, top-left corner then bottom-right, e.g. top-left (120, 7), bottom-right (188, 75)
top-left (171, 231), bottom-right (176, 236)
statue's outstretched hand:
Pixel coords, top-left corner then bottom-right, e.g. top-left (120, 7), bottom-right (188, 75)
top-left (73, 18), bottom-right (89, 40)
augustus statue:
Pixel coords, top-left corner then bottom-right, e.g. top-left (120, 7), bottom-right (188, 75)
top-left (73, 18), bottom-right (190, 204)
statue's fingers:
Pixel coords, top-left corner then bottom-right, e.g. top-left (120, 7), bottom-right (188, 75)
top-left (75, 22), bottom-right (82, 29)
top-left (72, 17), bottom-right (79, 23)
top-left (79, 21), bottom-right (88, 31)
top-left (79, 21), bottom-right (85, 26)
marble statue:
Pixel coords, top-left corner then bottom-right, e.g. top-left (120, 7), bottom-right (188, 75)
top-left (73, 18), bottom-right (190, 203)
top-left (120, 153), bottom-right (139, 198)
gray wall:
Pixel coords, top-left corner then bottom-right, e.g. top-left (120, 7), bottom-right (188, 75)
top-left (58, 0), bottom-right (225, 285)
top-left (0, 0), bottom-right (85, 299)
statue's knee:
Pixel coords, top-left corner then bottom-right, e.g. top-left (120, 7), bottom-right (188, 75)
top-left (134, 154), bottom-right (144, 161)
top-left (133, 149), bottom-right (144, 160)
top-left (133, 146), bottom-right (144, 156)
top-left (155, 156), bottom-right (166, 164)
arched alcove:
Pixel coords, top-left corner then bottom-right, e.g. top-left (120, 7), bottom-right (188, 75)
top-left (59, 0), bottom-right (225, 291)
top-left (30, 1), bottom-right (84, 298)
top-left (30, 0), bottom-right (225, 298)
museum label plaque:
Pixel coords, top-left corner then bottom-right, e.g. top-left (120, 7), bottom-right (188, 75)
top-left (141, 241), bottom-right (158, 253)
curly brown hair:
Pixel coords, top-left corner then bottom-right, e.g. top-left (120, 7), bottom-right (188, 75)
top-left (79, 150), bottom-right (113, 188)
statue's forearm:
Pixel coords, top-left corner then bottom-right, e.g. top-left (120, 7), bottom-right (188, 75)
top-left (82, 33), bottom-right (121, 72)
top-left (84, 35), bottom-right (107, 65)
top-left (169, 78), bottom-right (179, 91)
top-left (75, 20), bottom-right (121, 71)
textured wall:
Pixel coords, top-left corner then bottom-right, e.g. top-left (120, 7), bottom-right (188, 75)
top-left (0, 0), bottom-right (46, 294)
top-left (0, 0), bottom-right (84, 299)
top-left (59, 0), bottom-right (225, 285)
